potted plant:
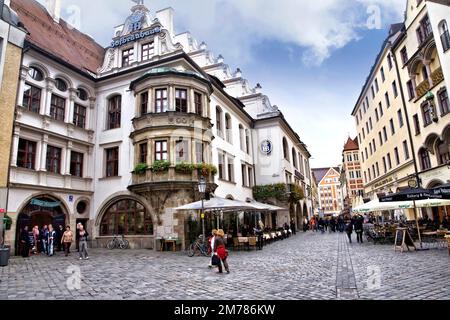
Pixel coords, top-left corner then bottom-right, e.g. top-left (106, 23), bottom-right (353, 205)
top-left (196, 164), bottom-right (218, 177)
top-left (175, 163), bottom-right (196, 174)
top-left (150, 160), bottom-right (170, 173)
top-left (134, 163), bottom-right (149, 175)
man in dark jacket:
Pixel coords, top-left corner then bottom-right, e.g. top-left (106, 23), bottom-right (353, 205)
top-left (20, 226), bottom-right (31, 258)
top-left (354, 214), bottom-right (364, 243)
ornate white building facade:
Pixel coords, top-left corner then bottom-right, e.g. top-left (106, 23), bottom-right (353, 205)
top-left (5, 0), bottom-right (314, 252)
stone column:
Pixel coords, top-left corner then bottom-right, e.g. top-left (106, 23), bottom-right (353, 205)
top-left (424, 60), bottom-right (433, 87)
top-left (67, 88), bottom-right (77, 124)
top-left (88, 97), bottom-right (96, 130)
top-left (44, 78), bottom-right (55, 116)
top-left (40, 134), bottom-right (48, 171)
top-left (10, 127), bottom-right (21, 167)
top-left (411, 74), bottom-right (417, 98)
top-left (17, 67), bottom-right (29, 107)
top-left (189, 88), bottom-right (195, 114)
top-left (168, 85), bottom-right (175, 111)
top-left (65, 141), bottom-right (73, 175)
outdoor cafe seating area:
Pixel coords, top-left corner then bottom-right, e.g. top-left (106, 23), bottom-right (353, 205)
top-left (225, 228), bottom-right (294, 251)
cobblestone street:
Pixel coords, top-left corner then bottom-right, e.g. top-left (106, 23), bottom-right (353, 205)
top-left (1, 232), bottom-right (449, 300)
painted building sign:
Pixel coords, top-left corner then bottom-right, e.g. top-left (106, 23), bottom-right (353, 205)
top-left (111, 26), bottom-right (161, 48)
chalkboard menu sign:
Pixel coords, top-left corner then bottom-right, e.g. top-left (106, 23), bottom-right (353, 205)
top-left (394, 228), bottom-right (416, 252)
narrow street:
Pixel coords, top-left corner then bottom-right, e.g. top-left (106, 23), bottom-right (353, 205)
top-left (1, 232), bottom-right (449, 300)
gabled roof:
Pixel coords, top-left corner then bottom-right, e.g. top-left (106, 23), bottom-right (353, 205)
top-left (343, 137), bottom-right (359, 152)
top-left (312, 167), bottom-right (340, 185)
top-left (11, 0), bottom-right (105, 75)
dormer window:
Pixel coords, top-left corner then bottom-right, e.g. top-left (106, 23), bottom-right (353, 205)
top-left (122, 48), bottom-right (134, 67)
top-left (142, 42), bottom-right (154, 61)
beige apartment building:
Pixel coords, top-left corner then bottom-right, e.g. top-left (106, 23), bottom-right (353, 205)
top-left (352, 23), bottom-right (416, 199)
top-left (352, 0), bottom-right (450, 221)
top-left (393, 0), bottom-right (450, 221)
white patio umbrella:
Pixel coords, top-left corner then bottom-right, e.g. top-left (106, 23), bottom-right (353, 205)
top-left (175, 197), bottom-right (256, 212)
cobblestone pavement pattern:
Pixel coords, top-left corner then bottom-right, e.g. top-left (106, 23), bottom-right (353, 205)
top-left (1, 232), bottom-right (449, 300)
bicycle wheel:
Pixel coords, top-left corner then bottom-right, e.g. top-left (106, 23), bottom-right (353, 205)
top-left (122, 239), bottom-right (129, 249)
top-left (106, 240), bottom-right (115, 250)
top-left (187, 244), bottom-right (196, 257)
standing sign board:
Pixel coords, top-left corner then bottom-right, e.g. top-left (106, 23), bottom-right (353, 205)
top-left (394, 227), bottom-right (416, 253)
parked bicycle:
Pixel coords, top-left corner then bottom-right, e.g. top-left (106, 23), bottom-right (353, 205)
top-left (107, 235), bottom-right (129, 250)
top-left (188, 235), bottom-right (209, 257)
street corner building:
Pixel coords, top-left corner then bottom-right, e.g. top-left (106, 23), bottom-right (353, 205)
top-left (351, 0), bottom-right (450, 221)
top-left (1, 0), bottom-right (316, 254)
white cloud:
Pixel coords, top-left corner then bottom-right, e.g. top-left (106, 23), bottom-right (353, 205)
top-left (38, 0), bottom-right (405, 66)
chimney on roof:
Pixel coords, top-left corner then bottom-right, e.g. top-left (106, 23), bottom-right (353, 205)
top-left (46, 0), bottom-right (61, 23)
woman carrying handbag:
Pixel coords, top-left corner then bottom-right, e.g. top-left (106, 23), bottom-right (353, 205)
top-left (214, 229), bottom-right (230, 274)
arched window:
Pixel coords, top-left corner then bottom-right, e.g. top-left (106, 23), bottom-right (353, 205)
top-left (77, 88), bottom-right (88, 101)
top-left (55, 78), bottom-right (68, 92)
top-left (436, 140), bottom-right (449, 165)
top-left (216, 106), bottom-right (223, 138)
top-left (419, 148), bottom-right (431, 170)
top-left (292, 148), bottom-right (298, 169)
top-left (108, 95), bottom-right (121, 130)
top-left (225, 113), bottom-right (232, 143)
top-left (283, 137), bottom-right (289, 161)
top-left (245, 129), bottom-right (250, 154)
top-left (439, 20), bottom-right (450, 51)
top-left (28, 67), bottom-right (44, 81)
top-left (239, 124), bottom-right (245, 151)
top-left (100, 199), bottom-right (153, 236)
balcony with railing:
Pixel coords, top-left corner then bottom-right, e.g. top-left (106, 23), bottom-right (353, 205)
top-left (415, 67), bottom-right (444, 99)
top-left (129, 165), bottom-right (216, 192)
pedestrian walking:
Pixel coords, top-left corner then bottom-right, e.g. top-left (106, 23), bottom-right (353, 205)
top-left (354, 214), bottom-right (364, 244)
top-left (78, 224), bottom-right (89, 260)
top-left (20, 226), bottom-right (31, 258)
top-left (40, 225), bottom-right (48, 255)
top-left (47, 224), bottom-right (56, 256)
top-left (303, 217), bottom-right (309, 232)
top-left (62, 226), bottom-right (74, 257)
top-left (208, 229), bottom-right (217, 268)
top-left (290, 219), bottom-right (296, 235)
top-left (56, 225), bottom-right (64, 252)
top-left (76, 223), bottom-right (82, 252)
top-left (214, 229), bottom-right (230, 274)
top-left (345, 219), bottom-right (353, 243)
top-left (254, 221), bottom-right (264, 250)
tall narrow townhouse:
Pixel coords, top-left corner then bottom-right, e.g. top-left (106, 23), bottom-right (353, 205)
top-left (393, 0), bottom-right (450, 221)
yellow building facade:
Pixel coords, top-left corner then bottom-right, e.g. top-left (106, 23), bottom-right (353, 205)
top-left (0, 0), bottom-right (26, 225)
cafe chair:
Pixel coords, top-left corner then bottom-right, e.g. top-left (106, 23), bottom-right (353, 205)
top-left (233, 237), bottom-right (242, 251)
top-left (248, 237), bottom-right (257, 250)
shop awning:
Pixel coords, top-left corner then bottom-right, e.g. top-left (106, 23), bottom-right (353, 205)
top-left (245, 200), bottom-right (286, 212)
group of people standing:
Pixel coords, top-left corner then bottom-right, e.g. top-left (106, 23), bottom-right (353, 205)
top-left (19, 223), bottom-right (89, 260)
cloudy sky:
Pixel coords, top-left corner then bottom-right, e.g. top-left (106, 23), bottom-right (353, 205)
top-left (39, 0), bottom-right (406, 168)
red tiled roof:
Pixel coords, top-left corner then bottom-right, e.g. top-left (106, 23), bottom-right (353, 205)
top-left (343, 137), bottom-right (359, 151)
top-left (11, 0), bottom-right (105, 75)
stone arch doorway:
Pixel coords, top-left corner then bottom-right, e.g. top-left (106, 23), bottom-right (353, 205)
top-left (15, 195), bottom-right (69, 255)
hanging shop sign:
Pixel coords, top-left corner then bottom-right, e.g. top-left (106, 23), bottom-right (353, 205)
top-left (111, 26), bottom-right (161, 48)
top-left (30, 199), bottom-right (61, 208)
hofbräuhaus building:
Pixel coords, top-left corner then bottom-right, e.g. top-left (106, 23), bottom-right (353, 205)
top-left (4, 0), bottom-right (314, 252)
